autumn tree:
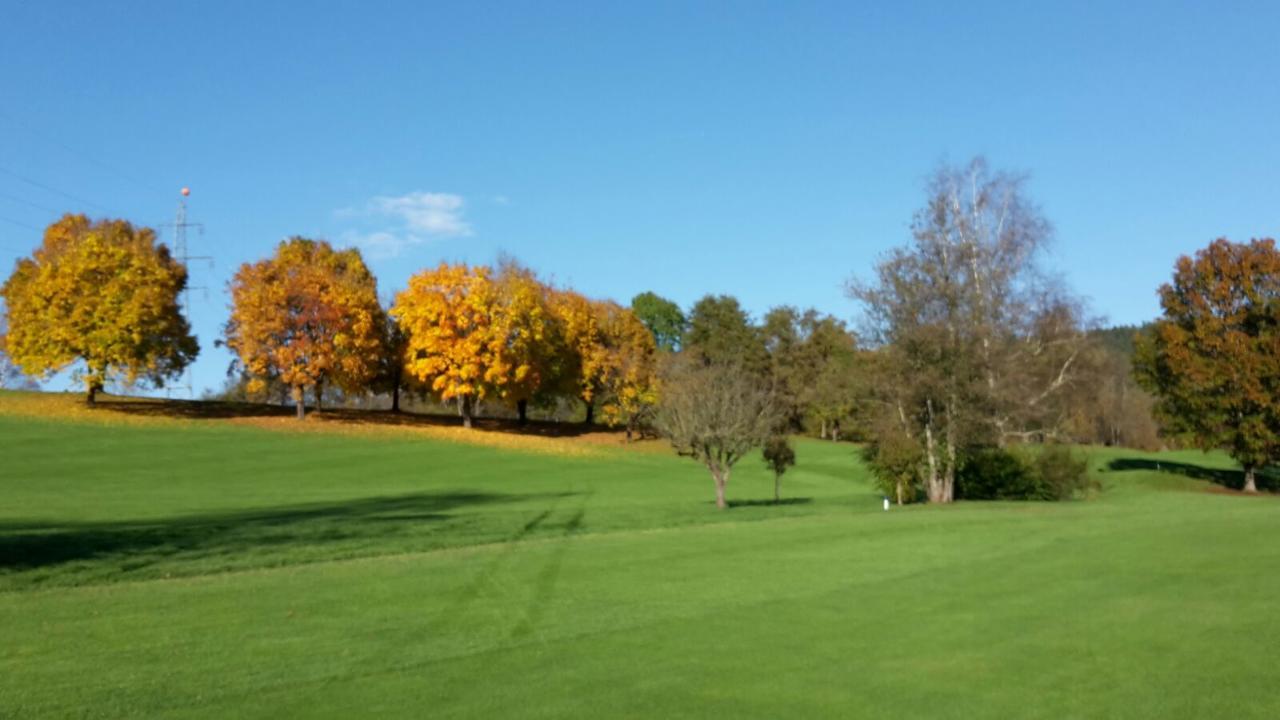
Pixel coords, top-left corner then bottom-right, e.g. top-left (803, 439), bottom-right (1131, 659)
top-left (551, 290), bottom-right (657, 432)
top-left (1058, 326), bottom-right (1160, 450)
top-left (655, 354), bottom-right (781, 509)
top-left (1, 214), bottom-right (197, 402)
top-left (0, 309), bottom-right (40, 391)
top-left (1134, 238), bottom-right (1280, 492)
top-left (392, 262), bottom-right (500, 428)
top-left (491, 259), bottom-right (559, 424)
top-left (550, 289), bottom-right (606, 423)
top-left (849, 158), bottom-right (1089, 503)
top-left (373, 309), bottom-right (409, 413)
top-left (225, 237), bottom-right (384, 420)
top-left (595, 301), bottom-right (659, 439)
top-left (631, 291), bottom-right (686, 352)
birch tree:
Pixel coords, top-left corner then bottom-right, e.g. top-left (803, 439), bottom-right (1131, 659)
top-left (849, 158), bottom-right (1090, 503)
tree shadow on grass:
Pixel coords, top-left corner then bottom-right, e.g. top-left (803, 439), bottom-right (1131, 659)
top-left (1106, 458), bottom-right (1278, 492)
top-left (96, 396), bottom-right (614, 438)
top-left (724, 498), bottom-right (814, 508)
top-left (0, 490), bottom-right (576, 579)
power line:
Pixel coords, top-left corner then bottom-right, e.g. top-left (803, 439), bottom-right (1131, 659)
top-left (0, 191), bottom-right (58, 214)
top-left (0, 214), bottom-right (39, 231)
top-left (0, 164), bottom-right (107, 211)
top-left (0, 109), bottom-right (159, 193)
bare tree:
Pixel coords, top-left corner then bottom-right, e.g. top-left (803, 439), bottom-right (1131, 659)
top-left (849, 158), bottom-right (1091, 503)
top-left (655, 355), bottom-right (781, 509)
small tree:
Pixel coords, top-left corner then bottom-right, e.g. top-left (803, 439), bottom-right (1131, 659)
top-left (655, 355), bottom-right (780, 509)
top-left (762, 436), bottom-right (796, 504)
top-left (1, 214), bottom-right (197, 402)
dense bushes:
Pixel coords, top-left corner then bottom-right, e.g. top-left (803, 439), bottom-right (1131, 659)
top-left (864, 437), bottom-right (1091, 504)
top-left (956, 445), bottom-right (1091, 501)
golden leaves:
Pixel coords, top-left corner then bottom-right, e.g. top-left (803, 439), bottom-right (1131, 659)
top-left (0, 214), bottom-right (197, 395)
top-left (225, 237), bottom-right (384, 396)
top-left (391, 262), bottom-right (500, 403)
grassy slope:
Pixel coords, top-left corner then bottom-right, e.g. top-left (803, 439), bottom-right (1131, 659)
top-left (2, 408), bottom-right (1279, 718)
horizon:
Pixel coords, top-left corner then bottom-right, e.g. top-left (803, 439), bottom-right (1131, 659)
top-left (3, 1), bottom-right (1278, 395)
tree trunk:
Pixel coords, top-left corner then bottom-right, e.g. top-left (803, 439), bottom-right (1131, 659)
top-left (820, 420), bottom-right (827, 440)
top-left (460, 394), bottom-right (474, 429)
top-left (314, 378), bottom-right (324, 412)
top-left (832, 420), bottom-right (841, 442)
top-left (293, 385), bottom-right (306, 420)
top-left (625, 418), bottom-right (634, 443)
top-left (1243, 465), bottom-right (1258, 493)
top-left (774, 473), bottom-right (781, 504)
top-left (390, 383), bottom-right (400, 413)
top-left (943, 393), bottom-right (958, 503)
top-left (895, 479), bottom-right (904, 506)
top-left (86, 380), bottom-right (100, 405)
top-left (584, 401), bottom-right (594, 426)
top-left (709, 464), bottom-right (729, 509)
top-left (517, 399), bottom-right (529, 425)
top-left (923, 400), bottom-right (943, 502)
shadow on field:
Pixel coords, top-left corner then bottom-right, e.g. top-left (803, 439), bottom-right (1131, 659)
top-left (0, 490), bottom-right (575, 574)
top-left (725, 498), bottom-right (813, 508)
top-left (96, 396), bottom-right (617, 438)
top-left (1107, 458), bottom-right (1277, 492)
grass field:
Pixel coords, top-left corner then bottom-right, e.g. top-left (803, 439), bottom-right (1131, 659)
top-left (2, 393), bottom-right (1279, 718)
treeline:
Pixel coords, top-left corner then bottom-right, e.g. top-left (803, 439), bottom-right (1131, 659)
top-left (223, 245), bottom-right (868, 439)
top-left (8, 156), bottom-right (1225, 508)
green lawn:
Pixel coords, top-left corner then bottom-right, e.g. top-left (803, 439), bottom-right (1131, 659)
top-left (2, 411), bottom-right (1279, 717)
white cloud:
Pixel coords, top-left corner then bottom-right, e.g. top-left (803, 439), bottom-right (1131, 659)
top-left (370, 191), bottom-right (472, 237)
top-left (338, 191), bottom-right (472, 258)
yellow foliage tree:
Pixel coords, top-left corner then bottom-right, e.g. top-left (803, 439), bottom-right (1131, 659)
top-left (491, 259), bottom-right (560, 424)
top-left (391, 262), bottom-right (500, 428)
top-left (551, 290), bottom-right (657, 434)
top-left (550, 289), bottom-right (605, 421)
top-left (0, 214), bottom-right (198, 403)
top-left (596, 302), bottom-right (659, 439)
top-left (224, 237), bottom-right (384, 419)
top-left (394, 260), bottom-right (569, 428)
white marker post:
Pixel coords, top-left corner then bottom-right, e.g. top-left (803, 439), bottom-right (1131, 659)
top-left (883, 497), bottom-right (890, 511)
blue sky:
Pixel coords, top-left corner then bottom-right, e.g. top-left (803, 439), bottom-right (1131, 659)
top-left (2, 1), bottom-right (1278, 395)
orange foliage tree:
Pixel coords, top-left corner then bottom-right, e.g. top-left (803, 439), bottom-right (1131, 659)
top-left (1135, 237), bottom-right (1280, 492)
top-left (0, 214), bottom-right (197, 402)
top-left (224, 237), bottom-right (384, 419)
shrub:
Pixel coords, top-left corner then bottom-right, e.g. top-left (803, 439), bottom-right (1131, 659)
top-left (1032, 444), bottom-right (1091, 500)
top-left (956, 445), bottom-right (1091, 501)
top-left (861, 429), bottom-right (924, 504)
top-left (956, 448), bottom-right (1037, 500)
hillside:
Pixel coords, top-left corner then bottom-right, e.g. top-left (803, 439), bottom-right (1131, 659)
top-left (1, 392), bottom-right (1278, 718)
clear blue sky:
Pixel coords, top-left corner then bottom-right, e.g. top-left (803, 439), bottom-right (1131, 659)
top-left (2, 1), bottom-right (1277, 395)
